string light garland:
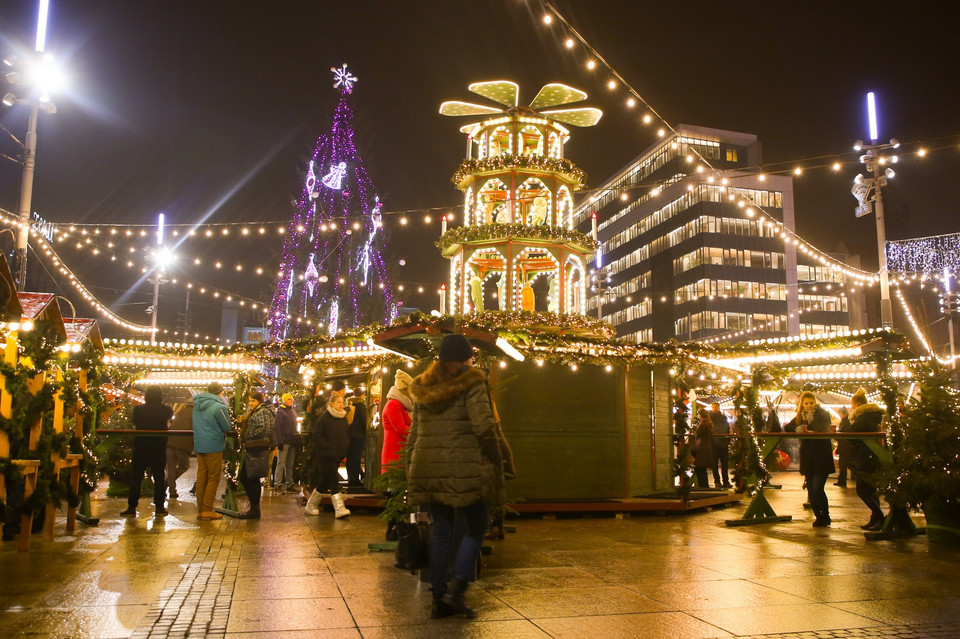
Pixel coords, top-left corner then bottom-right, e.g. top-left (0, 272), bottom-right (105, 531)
top-left (533, 1), bottom-right (883, 286)
top-left (887, 232), bottom-right (960, 277)
top-left (24, 225), bottom-right (155, 333)
top-left (437, 223), bottom-right (597, 253)
top-left (892, 284), bottom-right (958, 365)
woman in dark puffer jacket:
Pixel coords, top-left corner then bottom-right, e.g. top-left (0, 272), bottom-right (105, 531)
top-left (407, 334), bottom-right (503, 620)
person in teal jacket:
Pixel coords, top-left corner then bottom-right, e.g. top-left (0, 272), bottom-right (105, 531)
top-left (192, 382), bottom-right (233, 520)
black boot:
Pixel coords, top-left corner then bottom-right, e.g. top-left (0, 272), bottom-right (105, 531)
top-left (861, 512), bottom-right (884, 531)
top-left (431, 592), bottom-right (457, 619)
top-left (441, 578), bottom-right (475, 618)
top-left (238, 508), bottom-right (261, 520)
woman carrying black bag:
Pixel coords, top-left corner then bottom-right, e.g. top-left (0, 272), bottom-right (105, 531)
top-left (238, 392), bottom-right (276, 520)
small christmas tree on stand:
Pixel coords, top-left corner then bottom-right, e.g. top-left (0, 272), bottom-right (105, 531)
top-left (268, 64), bottom-right (395, 342)
top-left (729, 373), bottom-right (770, 496)
top-left (881, 365), bottom-right (960, 543)
top-left (672, 380), bottom-right (695, 497)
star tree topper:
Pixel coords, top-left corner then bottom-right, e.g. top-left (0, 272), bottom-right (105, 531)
top-left (331, 63), bottom-right (358, 92)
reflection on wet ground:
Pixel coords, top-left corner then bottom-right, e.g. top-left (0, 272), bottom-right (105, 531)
top-left (1, 465), bottom-right (958, 638)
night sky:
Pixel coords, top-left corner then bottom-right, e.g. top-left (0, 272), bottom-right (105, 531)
top-left (1, 1), bottom-right (958, 340)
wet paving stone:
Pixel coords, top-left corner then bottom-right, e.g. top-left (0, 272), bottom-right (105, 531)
top-left (1, 467), bottom-right (960, 637)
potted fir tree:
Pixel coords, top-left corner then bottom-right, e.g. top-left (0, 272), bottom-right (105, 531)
top-left (882, 366), bottom-right (960, 544)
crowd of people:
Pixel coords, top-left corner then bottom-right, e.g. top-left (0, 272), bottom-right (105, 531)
top-left (118, 333), bottom-right (507, 620)
top-left (119, 337), bottom-right (900, 622)
top-left (688, 388), bottom-right (887, 530)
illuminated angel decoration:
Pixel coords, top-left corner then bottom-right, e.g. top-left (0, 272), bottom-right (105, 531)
top-left (331, 63), bottom-right (358, 92)
top-left (322, 162), bottom-right (347, 190)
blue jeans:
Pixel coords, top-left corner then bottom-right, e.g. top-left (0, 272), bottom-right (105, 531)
top-left (427, 501), bottom-right (488, 594)
top-left (806, 474), bottom-right (830, 522)
top-left (275, 445), bottom-right (296, 487)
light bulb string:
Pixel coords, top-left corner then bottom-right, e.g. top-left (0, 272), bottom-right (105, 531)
top-left (29, 229), bottom-right (155, 333)
top-left (536, 1), bottom-right (886, 283)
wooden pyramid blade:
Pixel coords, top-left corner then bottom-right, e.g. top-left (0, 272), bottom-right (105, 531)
top-left (440, 101), bottom-right (504, 117)
top-left (468, 81), bottom-right (519, 107)
top-left (529, 83), bottom-right (587, 110)
top-left (539, 107), bottom-right (604, 127)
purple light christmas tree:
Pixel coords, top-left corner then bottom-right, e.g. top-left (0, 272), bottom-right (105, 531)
top-left (268, 64), bottom-right (395, 341)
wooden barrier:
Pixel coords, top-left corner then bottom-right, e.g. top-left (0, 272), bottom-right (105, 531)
top-left (721, 432), bottom-right (918, 539)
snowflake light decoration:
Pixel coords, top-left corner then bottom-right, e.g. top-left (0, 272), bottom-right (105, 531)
top-left (331, 63), bottom-right (358, 92)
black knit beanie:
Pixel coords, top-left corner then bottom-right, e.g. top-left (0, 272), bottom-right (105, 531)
top-left (439, 333), bottom-right (474, 363)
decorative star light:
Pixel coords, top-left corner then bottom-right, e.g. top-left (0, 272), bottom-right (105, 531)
top-left (331, 64), bottom-right (358, 92)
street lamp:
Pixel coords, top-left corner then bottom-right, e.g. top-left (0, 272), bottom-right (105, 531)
top-left (850, 92), bottom-right (898, 328)
top-left (147, 213), bottom-right (173, 342)
top-left (2, 1), bottom-right (60, 291)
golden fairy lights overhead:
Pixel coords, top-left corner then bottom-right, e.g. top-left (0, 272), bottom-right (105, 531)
top-left (19, 220), bottom-right (155, 333)
top-left (532, 1), bottom-right (958, 286)
top-left (104, 352), bottom-right (259, 371)
top-left (893, 284), bottom-right (958, 365)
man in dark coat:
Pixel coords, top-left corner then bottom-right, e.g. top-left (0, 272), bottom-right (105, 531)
top-left (273, 393), bottom-right (298, 493)
top-left (841, 389), bottom-right (886, 530)
top-left (345, 387), bottom-right (368, 488)
top-left (122, 385), bottom-right (174, 517)
top-left (709, 403), bottom-right (732, 488)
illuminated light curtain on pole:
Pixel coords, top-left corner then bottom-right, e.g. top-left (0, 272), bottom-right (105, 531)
top-left (886, 233), bottom-right (960, 277)
top-left (267, 64), bottom-right (396, 341)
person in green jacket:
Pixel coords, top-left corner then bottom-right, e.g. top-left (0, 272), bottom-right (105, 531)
top-left (407, 334), bottom-right (503, 620)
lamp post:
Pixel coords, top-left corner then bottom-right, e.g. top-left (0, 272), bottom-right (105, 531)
top-left (147, 213), bottom-right (170, 342)
top-left (3, 1), bottom-right (57, 291)
top-left (850, 92), bottom-right (898, 328)
top-left (13, 99), bottom-right (39, 291)
top-left (942, 268), bottom-right (957, 371)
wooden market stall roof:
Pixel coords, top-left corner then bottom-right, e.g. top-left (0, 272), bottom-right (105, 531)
top-left (63, 318), bottom-right (105, 353)
top-left (373, 321), bottom-right (509, 360)
top-left (17, 292), bottom-right (66, 342)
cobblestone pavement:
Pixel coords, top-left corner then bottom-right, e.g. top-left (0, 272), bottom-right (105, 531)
top-left (1, 466), bottom-right (959, 638)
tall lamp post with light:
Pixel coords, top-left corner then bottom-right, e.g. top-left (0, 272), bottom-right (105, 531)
top-left (147, 213), bottom-right (172, 343)
top-left (2, 0), bottom-right (59, 291)
top-left (850, 92), bottom-right (899, 328)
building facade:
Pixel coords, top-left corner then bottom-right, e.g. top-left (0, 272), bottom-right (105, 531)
top-left (574, 125), bottom-right (853, 343)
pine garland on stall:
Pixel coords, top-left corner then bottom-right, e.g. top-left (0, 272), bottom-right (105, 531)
top-left (729, 373), bottom-right (770, 495)
top-left (672, 377), bottom-right (695, 497)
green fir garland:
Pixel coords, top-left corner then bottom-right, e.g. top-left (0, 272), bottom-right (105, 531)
top-left (436, 223), bottom-right (598, 253)
top-left (451, 155), bottom-right (587, 190)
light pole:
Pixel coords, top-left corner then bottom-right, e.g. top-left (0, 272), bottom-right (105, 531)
top-left (941, 268), bottom-right (957, 370)
top-left (850, 92), bottom-right (898, 328)
top-left (147, 213), bottom-right (171, 342)
top-left (3, 1), bottom-right (58, 291)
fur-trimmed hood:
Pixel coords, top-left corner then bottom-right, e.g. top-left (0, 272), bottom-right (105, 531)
top-left (409, 366), bottom-right (487, 409)
top-left (849, 402), bottom-right (884, 422)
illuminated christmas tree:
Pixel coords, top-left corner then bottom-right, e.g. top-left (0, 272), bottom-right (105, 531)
top-left (268, 64), bottom-right (395, 341)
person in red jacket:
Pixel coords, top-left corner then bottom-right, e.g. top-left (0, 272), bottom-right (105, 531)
top-left (380, 369), bottom-right (413, 470)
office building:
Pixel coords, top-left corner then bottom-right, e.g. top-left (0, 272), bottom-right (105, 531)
top-left (574, 125), bottom-right (853, 343)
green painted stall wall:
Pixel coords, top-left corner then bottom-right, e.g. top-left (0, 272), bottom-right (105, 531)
top-left (493, 360), bottom-right (627, 500)
top-left (624, 365), bottom-right (676, 496)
